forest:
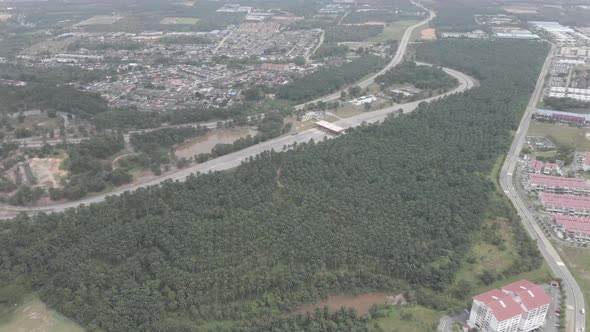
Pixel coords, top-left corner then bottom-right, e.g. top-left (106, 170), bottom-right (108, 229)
top-left (375, 61), bottom-right (458, 91)
top-left (543, 96), bottom-right (590, 112)
top-left (276, 55), bottom-right (386, 102)
top-left (0, 39), bottom-right (549, 331)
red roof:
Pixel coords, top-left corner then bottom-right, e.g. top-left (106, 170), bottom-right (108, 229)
top-left (530, 174), bottom-right (590, 189)
top-left (473, 289), bottom-right (507, 304)
top-left (501, 280), bottom-right (552, 311)
top-left (554, 214), bottom-right (590, 234)
top-left (585, 152), bottom-right (590, 166)
top-left (541, 192), bottom-right (590, 210)
top-left (487, 295), bottom-right (525, 321)
top-left (530, 159), bottom-right (544, 172)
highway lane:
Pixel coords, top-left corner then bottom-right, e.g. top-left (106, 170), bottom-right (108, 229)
top-left (0, 66), bottom-right (476, 216)
top-left (294, 0), bottom-right (434, 110)
top-left (499, 43), bottom-right (586, 332)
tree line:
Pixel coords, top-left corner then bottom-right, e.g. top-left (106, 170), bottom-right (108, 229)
top-left (0, 39), bottom-right (548, 331)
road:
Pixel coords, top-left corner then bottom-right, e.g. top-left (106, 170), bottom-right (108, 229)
top-left (0, 65), bottom-right (476, 216)
top-left (294, 0), bottom-right (434, 110)
top-left (499, 43), bottom-right (586, 332)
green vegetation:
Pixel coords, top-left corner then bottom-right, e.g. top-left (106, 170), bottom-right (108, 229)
top-left (368, 20), bottom-right (421, 42)
top-left (0, 39), bottom-right (549, 331)
top-left (0, 297), bottom-right (83, 332)
top-left (433, 0), bottom-right (499, 32)
top-left (66, 38), bottom-right (145, 52)
top-left (543, 96), bottom-right (590, 113)
top-left (277, 55), bottom-right (387, 102)
top-left (528, 122), bottom-right (590, 150)
top-left (158, 35), bottom-right (212, 45)
top-left (372, 305), bottom-right (440, 332)
top-left (160, 17), bottom-right (200, 25)
top-left (375, 61), bottom-right (457, 91)
top-left (558, 246), bottom-right (590, 332)
top-left (325, 25), bottom-right (384, 43)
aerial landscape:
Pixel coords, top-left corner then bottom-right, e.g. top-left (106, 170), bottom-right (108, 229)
top-left (0, 0), bottom-right (588, 331)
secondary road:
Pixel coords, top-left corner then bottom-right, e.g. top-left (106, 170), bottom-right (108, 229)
top-left (499, 43), bottom-right (586, 332)
top-left (295, 0), bottom-right (434, 110)
top-left (0, 66), bottom-right (476, 216)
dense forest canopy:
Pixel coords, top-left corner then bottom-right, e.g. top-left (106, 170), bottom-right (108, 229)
top-left (375, 61), bottom-right (458, 91)
top-left (0, 39), bottom-right (548, 331)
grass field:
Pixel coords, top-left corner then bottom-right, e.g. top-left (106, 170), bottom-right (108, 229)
top-left (373, 305), bottom-right (440, 332)
top-left (75, 15), bottom-right (122, 26)
top-left (528, 122), bottom-right (590, 150)
top-left (557, 246), bottom-right (590, 332)
top-left (0, 297), bottom-right (83, 332)
top-left (160, 17), bottom-right (200, 25)
top-left (368, 20), bottom-right (421, 42)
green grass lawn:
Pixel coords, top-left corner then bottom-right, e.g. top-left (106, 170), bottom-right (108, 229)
top-left (557, 246), bottom-right (590, 332)
top-left (527, 122), bottom-right (590, 150)
top-left (368, 20), bottom-right (421, 42)
top-left (160, 17), bottom-right (199, 25)
top-left (372, 305), bottom-right (440, 332)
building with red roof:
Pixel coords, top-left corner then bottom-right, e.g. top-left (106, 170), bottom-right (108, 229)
top-left (541, 192), bottom-right (590, 216)
top-left (527, 174), bottom-right (590, 195)
top-left (552, 214), bottom-right (590, 242)
top-left (466, 280), bottom-right (551, 332)
top-left (528, 159), bottom-right (544, 174)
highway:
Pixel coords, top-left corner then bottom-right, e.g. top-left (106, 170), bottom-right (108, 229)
top-left (294, 0), bottom-right (434, 110)
top-left (0, 65), bottom-right (476, 216)
top-left (499, 43), bottom-right (586, 332)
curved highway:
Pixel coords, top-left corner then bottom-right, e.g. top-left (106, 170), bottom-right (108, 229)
top-left (499, 43), bottom-right (585, 332)
top-left (0, 66), bottom-right (476, 216)
top-left (295, 0), bottom-right (434, 110)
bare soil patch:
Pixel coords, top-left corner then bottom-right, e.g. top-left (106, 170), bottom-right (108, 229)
top-left (421, 28), bottom-right (436, 40)
top-left (292, 292), bottom-right (406, 316)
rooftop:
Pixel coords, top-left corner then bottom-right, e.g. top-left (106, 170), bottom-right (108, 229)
top-left (541, 192), bottom-right (590, 210)
top-left (501, 280), bottom-right (552, 311)
top-left (554, 214), bottom-right (590, 234)
top-left (529, 174), bottom-right (590, 189)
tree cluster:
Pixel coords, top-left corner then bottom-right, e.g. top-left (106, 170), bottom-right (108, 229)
top-left (375, 61), bottom-right (458, 91)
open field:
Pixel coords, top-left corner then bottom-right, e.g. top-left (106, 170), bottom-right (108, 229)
top-left (75, 15), bottom-right (122, 26)
top-left (160, 17), bottom-right (200, 25)
top-left (528, 122), bottom-right (590, 150)
top-left (420, 28), bottom-right (436, 40)
top-left (0, 298), bottom-right (83, 332)
top-left (557, 246), bottom-right (590, 332)
top-left (373, 305), bottom-right (440, 332)
top-left (368, 20), bottom-right (421, 42)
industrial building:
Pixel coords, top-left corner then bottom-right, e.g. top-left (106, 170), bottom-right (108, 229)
top-left (527, 173), bottom-right (590, 195)
top-left (548, 86), bottom-right (590, 102)
top-left (465, 280), bottom-right (551, 332)
top-left (552, 214), bottom-right (590, 242)
top-left (533, 108), bottom-right (590, 125)
top-left (541, 192), bottom-right (590, 216)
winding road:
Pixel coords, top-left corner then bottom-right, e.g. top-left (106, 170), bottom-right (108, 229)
top-left (0, 65), bottom-right (476, 216)
top-left (499, 43), bottom-right (585, 332)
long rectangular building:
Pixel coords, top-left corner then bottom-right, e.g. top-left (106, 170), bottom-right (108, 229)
top-left (552, 214), bottom-right (590, 242)
top-left (528, 174), bottom-right (590, 195)
top-left (541, 192), bottom-right (590, 215)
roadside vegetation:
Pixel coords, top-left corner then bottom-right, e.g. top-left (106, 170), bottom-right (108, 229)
top-left (0, 39), bottom-right (550, 331)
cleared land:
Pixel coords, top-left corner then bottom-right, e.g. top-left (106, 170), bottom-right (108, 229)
top-left (368, 20), bottom-right (421, 42)
top-left (373, 305), bottom-right (440, 332)
top-left (503, 6), bottom-right (538, 14)
top-left (558, 246), bottom-right (590, 332)
top-left (0, 298), bottom-right (82, 332)
top-left (420, 28), bottom-right (436, 40)
top-left (160, 17), bottom-right (200, 25)
top-left (75, 15), bottom-right (123, 26)
top-left (528, 122), bottom-right (590, 150)
top-left (292, 293), bottom-right (405, 316)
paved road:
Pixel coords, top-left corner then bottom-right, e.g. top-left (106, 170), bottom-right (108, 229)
top-left (499, 43), bottom-right (586, 332)
top-left (0, 66), bottom-right (475, 216)
top-left (294, 0), bottom-right (434, 110)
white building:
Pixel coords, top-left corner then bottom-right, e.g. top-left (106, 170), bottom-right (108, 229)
top-left (465, 280), bottom-right (551, 332)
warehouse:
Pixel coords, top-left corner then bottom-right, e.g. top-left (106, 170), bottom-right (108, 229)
top-left (315, 120), bottom-right (346, 134)
top-left (527, 174), bottom-right (590, 195)
top-left (541, 192), bottom-right (590, 215)
top-left (533, 109), bottom-right (590, 125)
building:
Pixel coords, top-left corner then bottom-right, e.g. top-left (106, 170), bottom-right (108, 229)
top-left (543, 163), bottom-right (560, 175)
top-left (465, 280), bottom-right (551, 332)
top-left (315, 120), bottom-right (346, 134)
top-left (552, 214), bottom-right (590, 242)
top-left (528, 159), bottom-right (544, 174)
top-left (534, 109), bottom-right (590, 125)
top-left (541, 192), bottom-right (590, 216)
top-left (351, 95), bottom-right (376, 106)
top-left (527, 174), bottom-right (590, 195)
top-left (583, 151), bottom-right (590, 171)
